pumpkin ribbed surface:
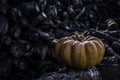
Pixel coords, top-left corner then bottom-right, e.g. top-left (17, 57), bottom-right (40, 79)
top-left (55, 35), bottom-right (105, 69)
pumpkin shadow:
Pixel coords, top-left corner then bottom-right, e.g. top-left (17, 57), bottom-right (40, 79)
top-left (97, 56), bottom-right (120, 80)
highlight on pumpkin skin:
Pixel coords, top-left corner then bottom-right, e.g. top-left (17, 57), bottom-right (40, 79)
top-left (55, 37), bottom-right (70, 64)
top-left (62, 40), bottom-right (75, 66)
top-left (91, 40), bottom-right (105, 63)
top-left (84, 41), bottom-right (98, 67)
top-left (85, 36), bottom-right (105, 48)
top-left (54, 34), bottom-right (105, 70)
top-left (72, 42), bottom-right (87, 69)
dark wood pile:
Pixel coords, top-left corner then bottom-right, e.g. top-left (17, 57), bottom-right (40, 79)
top-left (0, 0), bottom-right (120, 80)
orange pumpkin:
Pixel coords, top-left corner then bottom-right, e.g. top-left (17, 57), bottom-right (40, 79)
top-left (55, 35), bottom-right (105, 69)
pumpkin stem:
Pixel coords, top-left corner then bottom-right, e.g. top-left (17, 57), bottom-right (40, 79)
top-left (76, 34), bottom-right (82, 41)
top-left (74, 31), bottom-right (84, 41)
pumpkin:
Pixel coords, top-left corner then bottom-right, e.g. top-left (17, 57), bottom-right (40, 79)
top-left (55, 35), bottom-right (105, 69)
